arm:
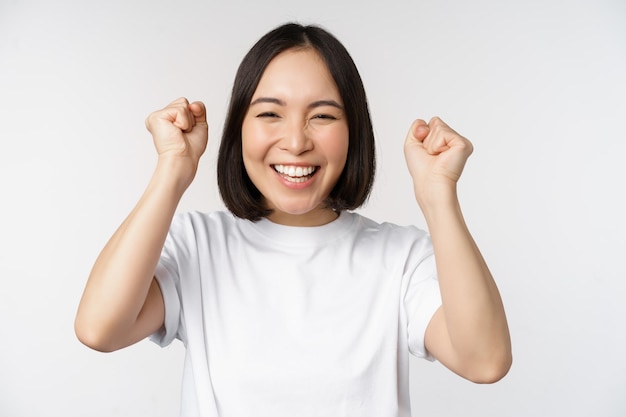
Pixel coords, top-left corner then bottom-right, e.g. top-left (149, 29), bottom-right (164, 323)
top-left (75, 98), bottom-right (208, 352)
top-left (404, 117), bottom-right (512, 383)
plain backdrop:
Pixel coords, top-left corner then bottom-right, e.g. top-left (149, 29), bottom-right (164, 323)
top-left (1, 0), bottom-right (625, 416)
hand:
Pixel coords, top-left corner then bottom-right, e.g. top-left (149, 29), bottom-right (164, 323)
top-left (145, 97), bottom-right (208, 170)
top-left (404, 117), bottom-right (473, 206)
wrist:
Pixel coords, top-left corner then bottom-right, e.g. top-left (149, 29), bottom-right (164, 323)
top-left (414, 182), bottom-right (459, 211)
top-left (152, 156), bottom-right (198, 196)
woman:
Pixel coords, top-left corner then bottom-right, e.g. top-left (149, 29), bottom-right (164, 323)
top-left (75, 22), bottom-right (511, 417)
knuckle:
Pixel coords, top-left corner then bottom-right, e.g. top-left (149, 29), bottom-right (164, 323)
top-left (172, 97), bottom-right (189, 105)
top-left (145, 112), bottom-right (158, 130)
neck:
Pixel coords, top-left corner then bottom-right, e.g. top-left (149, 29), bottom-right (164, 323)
top-left (266, 208), bottom-right (339, 227)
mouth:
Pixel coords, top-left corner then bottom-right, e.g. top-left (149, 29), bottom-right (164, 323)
top-left (272, 164), bottom-right (318, 183)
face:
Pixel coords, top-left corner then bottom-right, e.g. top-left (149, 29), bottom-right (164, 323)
top-left (241, 48), bottom-right (349, 226)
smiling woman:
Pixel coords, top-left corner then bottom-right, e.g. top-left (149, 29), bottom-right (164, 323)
top-left (241, 48), bottom-right (349, 226)
top-left (75, 22), bottom-right (511, 417)
top-left (217, 24), bottom-right (376, 223)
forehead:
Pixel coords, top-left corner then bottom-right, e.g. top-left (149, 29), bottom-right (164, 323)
top-left (253, 48), bottom-right (341, 101)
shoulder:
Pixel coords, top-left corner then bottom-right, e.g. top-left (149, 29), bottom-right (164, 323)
top-left (345, 212), bottom-right (433, 258)
top-left (167, 210), bottom-right (248, 244)
top-left (349, 212), bottom-right (429, 242)
top-left (162, 211), bottom-right (254, 263)
top-left (170, 210), bottom-right (240, 230)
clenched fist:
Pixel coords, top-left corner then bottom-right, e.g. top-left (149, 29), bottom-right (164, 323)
top-left (145, 97), bottom-right (208, 185)
top-left (404, 117), bottom-right (473, 206)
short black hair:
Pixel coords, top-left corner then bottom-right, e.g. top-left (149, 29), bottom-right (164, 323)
top-left (217, 22), bottom-right (376, 221)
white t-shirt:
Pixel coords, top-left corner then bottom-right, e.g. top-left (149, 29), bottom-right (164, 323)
top-left (151, 210), bottom-right (441, 417)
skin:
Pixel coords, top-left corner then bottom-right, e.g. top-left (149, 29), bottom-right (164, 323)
top-left (405, 118), bottom-right (512, 382)
top-left (74, 97), bottom-right (207, 351)
top-left (75, 48), bottom-right (511, 383)
top-left (241, 49), bottom-right (349, 227)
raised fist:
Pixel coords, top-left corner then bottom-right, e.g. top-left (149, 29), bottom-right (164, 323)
top-left (145, 97), bottom-right (208, 164)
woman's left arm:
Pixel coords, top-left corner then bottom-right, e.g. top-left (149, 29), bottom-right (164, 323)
top-left (404, 117), bottom-right (512, 383)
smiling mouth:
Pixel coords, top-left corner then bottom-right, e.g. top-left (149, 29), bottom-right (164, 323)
top-left (273, 164), bottom-right (318, 183)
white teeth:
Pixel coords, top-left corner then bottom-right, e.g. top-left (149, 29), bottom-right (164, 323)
top-left (285, 176), bottom-right (307, 183)
top-left (274, 164), bottom-right (316, 178)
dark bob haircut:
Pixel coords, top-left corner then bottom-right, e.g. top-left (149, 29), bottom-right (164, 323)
top-left (217, 22), bottom-right (376, 221)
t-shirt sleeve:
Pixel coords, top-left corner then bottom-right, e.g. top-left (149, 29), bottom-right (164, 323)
top-left (149, 258), bottom-right (181, 347)
top-left (149, 215), bottom-right (187, 348)
top-left (403, 237), bottom-right (442, 361)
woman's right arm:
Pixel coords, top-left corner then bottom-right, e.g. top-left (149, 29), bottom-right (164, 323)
top-left (74, 98), bottom-right (208, 352)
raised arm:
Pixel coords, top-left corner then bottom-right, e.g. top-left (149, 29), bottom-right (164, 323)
top-left (75, 98), bottom-right (208, 352)
top-left (404, 117), bottom-right (512, 383)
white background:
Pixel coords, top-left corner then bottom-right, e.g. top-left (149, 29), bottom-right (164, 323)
top-left (1, 0), bottom-right (625, 416)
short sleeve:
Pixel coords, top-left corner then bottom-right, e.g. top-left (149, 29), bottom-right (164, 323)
top-left (404, 249), bottom-right (442, 361)
top-left (148, 214), bottom-right (191, 348)
top-left (149, 258), bottom-right (181, 347)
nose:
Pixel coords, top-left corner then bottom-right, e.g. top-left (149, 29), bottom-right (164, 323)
top-left (279, 119), bottom-right (313, 155)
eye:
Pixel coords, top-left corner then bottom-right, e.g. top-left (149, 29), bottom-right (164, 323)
top-left (312, 114), bottom-right (337, 120)
top-left (257, 112), bottom-right (280, 118)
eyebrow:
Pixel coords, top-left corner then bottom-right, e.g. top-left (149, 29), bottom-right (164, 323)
top-left (249, 97), bottom-right (344, 110)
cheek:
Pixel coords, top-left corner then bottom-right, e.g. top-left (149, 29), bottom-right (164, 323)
top-left (241, 120), bottom-right (267, 163)
top-left (322, 125), bottom-right (350, 166)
